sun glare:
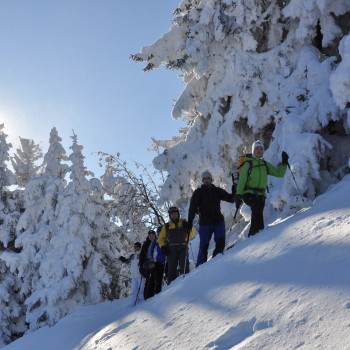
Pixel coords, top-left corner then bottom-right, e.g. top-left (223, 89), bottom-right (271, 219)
top-left (0, 110), bottom-right (21, 147)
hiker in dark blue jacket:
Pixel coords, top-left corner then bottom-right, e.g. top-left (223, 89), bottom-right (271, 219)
top-left (139, 230), bottom-right (165, 300)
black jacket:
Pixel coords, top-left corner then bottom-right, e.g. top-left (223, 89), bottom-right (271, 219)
top-left (139, 238), bottom-right (151, 271)
top-left (188, 184), bottom-right (235, 226)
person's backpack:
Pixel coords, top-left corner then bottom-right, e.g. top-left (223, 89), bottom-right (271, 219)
top-left (237, 153), bottom-right (254, 177)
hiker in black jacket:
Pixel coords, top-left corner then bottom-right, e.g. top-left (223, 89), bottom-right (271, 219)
top-left (187, 171), bottom-right (236, 266)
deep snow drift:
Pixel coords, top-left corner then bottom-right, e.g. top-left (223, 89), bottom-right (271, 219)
top-left (5, 175), bottom-right (350, 350)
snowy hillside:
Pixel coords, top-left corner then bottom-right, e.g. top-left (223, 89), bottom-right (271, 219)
top-left (5, 175), bottom-right (350, 350)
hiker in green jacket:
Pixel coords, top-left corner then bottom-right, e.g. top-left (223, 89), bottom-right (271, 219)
top-left (236, 140), bottom-right (289, 237)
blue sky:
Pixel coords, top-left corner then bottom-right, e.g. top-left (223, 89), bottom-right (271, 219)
top-left (0, 0), bottom-right (182, 177)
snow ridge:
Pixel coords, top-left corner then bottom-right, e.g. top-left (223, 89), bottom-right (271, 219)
top-left (5, 174), bottom-right (350, 350)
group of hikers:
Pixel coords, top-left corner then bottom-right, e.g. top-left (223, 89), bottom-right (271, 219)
top-left (119, 140), bottom-right (289, 306)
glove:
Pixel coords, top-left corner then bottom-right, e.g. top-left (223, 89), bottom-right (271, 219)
top-left (161, 246), bottom-right (169, 256)
top-left (139, 266), bottom-right (147, 278)
top-left (119, 256), bottom-right (127, 263)
top-left (235, 195), bottom-right (243, 209)
top-left (282, 151), bottom-right (289, 165)
top-left (232, 183), bottom-right (237, 195)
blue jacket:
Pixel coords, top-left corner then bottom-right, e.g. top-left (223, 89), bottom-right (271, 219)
top-left (148, 239), bottom-right (165, 264)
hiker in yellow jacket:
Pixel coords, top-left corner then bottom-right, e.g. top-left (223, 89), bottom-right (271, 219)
top-left (158, 206), bottom-right (195, 283)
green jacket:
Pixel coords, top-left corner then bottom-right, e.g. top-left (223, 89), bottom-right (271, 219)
top-left (236, 156), bottom-right (287, 197)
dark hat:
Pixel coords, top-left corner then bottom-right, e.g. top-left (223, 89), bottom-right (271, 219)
top-left (148, 230), bottom-right (156, 236)
top-left (134, 242), bottom-right (141, 248)
top-left (168, 206), bottom-right (179, 215)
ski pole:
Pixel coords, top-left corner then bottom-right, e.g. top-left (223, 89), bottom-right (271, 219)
top-left (287, 162), bottom-right (307, 207)
top-left (134, 275), bottom-right (143, 306)
top-left (162, 256), bottom-right (168, 286)
top-left (231, 172), bottom-right (241, 221)
top-left (189, 242), bottom-right (196, 268)
top-left (183, 250), bottom-right (189, 280)
top-left (233, 202), bottom-right (241, 221)
top-left (183, 228), bottom-right (192, 279)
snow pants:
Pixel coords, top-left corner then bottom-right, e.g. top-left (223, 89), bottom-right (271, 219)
top-left (243, 193), bottom-right (265, 237)
top-left (197, 221), bottom-right (226, 266)
top-left (130, 277), bottom-right (144, 306)
top-left (167, 244), bottom-right (189, 283)
top-left (143, 262), bottom-right (164, 300)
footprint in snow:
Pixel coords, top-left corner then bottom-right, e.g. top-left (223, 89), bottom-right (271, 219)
top-left (205, 317), bottom-right (273, 349)
top-left (96, 320), bottom-right (136, 344)
top-left (248, 287), bottom-right (263, 299)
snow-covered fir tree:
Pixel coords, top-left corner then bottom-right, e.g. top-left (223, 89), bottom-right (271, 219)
top-left (0, 124), bottom-right (26, 346)
top-left (0, 124), bottom-right (20, 249)
top-left (8, 129), bottom-right (69, 340)
top-left (0, 187), bottom-right (26, 346)
top-left (11, 137), bottom-right (43, 188)
top-left (42, 127), bottom-right (69, 181)
top-left (0, 124), bottom-right (16, 191)
top-left (15, 133), bottom-right (120, 331)
top-left (133, 0), bottom-right (350, 225)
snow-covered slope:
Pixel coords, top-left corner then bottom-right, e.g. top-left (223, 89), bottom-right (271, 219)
top-left (5, 175), bottom-right (350, 350)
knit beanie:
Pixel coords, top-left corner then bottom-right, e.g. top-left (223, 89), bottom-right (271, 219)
top-left (251, 140), bottom-right (264, 154)
top-left (201, 170), bottom-right (213, 180)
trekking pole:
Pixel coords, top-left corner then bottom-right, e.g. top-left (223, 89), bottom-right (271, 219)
top-left (233, 202), bottom-right (242, 221)
top-left (183, 229), bottom-right (192, 279)
top-left (231, 172), bottom-right (241, 221)
top-left (183, 250), bottom-right (189, 280)
top-left (189, 242), bottom-right (196, 268)
top-left (287, 162), bottom-right (307, 207)
top-left (134, 275), bottom-right (143, 306)
top-left (162, 256), bottom-right (169, 286)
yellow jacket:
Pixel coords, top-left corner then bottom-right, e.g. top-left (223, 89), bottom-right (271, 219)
top-left (158, 219), bottom-right (195, 248)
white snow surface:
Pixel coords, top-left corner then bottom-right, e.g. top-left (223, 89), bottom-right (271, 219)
top-left (5, 175), bottom-right (350, 350)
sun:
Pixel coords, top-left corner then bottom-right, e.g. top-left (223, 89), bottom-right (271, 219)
top-left (0, 109), bottom-right (21, 146)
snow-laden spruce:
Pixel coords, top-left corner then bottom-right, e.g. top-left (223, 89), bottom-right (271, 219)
top-left (4, 131), bottom-right (121, 334)
top-left (0, 124), bottom-right (16, 190)
top-left (0, 124), bottom-right (20, 248)
top-left (0, 124), bottom-right (25, 346)
top-left (11, 137), bottom-right (43, 188)
top-left (133, 0), bottom-right (350, 218)
top-left (15, 132), bottom-right (121, 330)
top-left (42, 127), bottom-right (69, 181)
top-left (0, 127), bottom-right (135, 344)
top-left (10, 128), bottom-right (70, 334)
